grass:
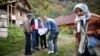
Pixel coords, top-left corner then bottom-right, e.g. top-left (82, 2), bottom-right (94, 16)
top-left (29, 42), bottom-right (75, 56)
top-left (0, 24), bottom-right (25, 56)
top-left (0, 25), bottom-right (75, 56)
top-left (28, 29), bottom-right (75, 56)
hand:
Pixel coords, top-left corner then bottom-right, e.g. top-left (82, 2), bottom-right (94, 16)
top-left (96, 29), bottom-right (100, 35)
top-left (86, 31), bottom-right (94, 36)
top-left (96, 43), bottom-right (100, 48)
top-left (30, 28), bottom-right (33, 32)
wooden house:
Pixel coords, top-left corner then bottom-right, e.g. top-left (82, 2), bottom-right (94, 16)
top-left (55, 14), bottom-right (75, 30)
top-left (0, 0), bottom-right (31, 27)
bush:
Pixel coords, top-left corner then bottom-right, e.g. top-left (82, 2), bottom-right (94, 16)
top-left (60, 29), bottom-right (74, 34)
top-left (0, 24), bottom-right (25, 56)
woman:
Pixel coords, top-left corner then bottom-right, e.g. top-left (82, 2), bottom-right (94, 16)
top-left (74, 3), bottom-right (100, 56)
top-left (38, 17), bottom-right (47, 48)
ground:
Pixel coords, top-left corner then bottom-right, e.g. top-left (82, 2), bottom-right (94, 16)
top-left (18, 33), bottom-right (75, 56)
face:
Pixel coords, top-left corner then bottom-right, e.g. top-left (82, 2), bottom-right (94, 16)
top-left (27, 15), bottom-right (31, 19)
top-left (42, 16), bottom-right (47, 22)
top-left (75, 8), bottom-right (84, 17)
top-left (38, 19), bottom-right (42, 22)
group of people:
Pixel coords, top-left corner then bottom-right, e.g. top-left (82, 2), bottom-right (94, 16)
top-left (23, 3), bottom-right (100, 56)
top-left (23, 13), bottom-right (59, 55)
top-left (74, 3), bottom-right (100, 56)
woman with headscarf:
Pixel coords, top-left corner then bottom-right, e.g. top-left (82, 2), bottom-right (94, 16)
top-left (74, 3), bottom-right (100, 56)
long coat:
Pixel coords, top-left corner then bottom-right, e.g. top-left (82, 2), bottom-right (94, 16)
top-left (75, 14), bottom-right (100, 55)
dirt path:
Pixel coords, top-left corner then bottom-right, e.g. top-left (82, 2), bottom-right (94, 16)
top-left (18, 34), bottom-right (75, 56)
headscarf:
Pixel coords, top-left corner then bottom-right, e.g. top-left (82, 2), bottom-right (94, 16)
top-left (74, 3), bottom-right (91, 32)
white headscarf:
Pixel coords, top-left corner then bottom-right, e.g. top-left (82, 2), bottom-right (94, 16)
top-left (74, 3), bottom-right (91, 32)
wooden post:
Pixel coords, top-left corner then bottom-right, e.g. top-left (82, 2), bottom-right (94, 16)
top-left (11, 3), bottom-right (12, 24)
top-left (15, 1), bottom-right (17, 25)
top-left (7, 4), bottom-right (9, 24)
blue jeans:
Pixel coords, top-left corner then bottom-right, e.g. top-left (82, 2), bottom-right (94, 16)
top-left (32, 29), bottom-right (39, 49)
top-left (48, 31), bottom-right (59, 52)
top-left (24, 32), bottom-right (31, 54)
top-left (87, 36), bottom-right (100, 48)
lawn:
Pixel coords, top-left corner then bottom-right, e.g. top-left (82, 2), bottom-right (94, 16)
top-left (19, 30), bottom-right (75, 56)
top-left (0, 24), bottom-right (25, 56)
top-left (0, 25), bottom-right (75, 56)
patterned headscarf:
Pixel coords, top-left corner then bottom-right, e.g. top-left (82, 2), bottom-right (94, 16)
top-left (74, 3), bottom-right (91, 32)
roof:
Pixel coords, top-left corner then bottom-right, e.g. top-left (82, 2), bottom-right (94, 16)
top-left (55, 14), bottom-right (75, 25)
top-left (0, 0), bottom-right (31, 9)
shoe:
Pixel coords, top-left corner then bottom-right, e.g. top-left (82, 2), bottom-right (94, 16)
top-left (55, 52), bottom-right (58, 54)
top-left (31, 49), bottom-right (35, 53)
top-left (47, 51), bottom-right (54, 54)
top-left (45, 47), bottom-right (48, 48)
top-left (41, 47), bottom-right (45, 49)
top-left (25, 52), bottom-right (32, 55)
top-left (35, 48), bottom-right (40, 50)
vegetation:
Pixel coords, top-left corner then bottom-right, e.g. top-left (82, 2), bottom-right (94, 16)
top-left (0, 24), bottom-right (25, 56)
top-left (82, 0), bottom-right (100, 15)
top-left (28, 0), bottom-right (76, 18)
top-left (0, 0), bottom-right (7, 3)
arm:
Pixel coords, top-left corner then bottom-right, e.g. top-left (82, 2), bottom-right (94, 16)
top-left (31, 19), bottom-right (35, 30)
top-left (45, 21), bottom-right (51, 34)
top-left (74, 22), bottom-right (80, 55)
top-left (23, 20), bottom-right (30, 32)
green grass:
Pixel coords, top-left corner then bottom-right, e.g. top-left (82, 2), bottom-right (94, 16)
top-left (31, 42), bottom-right (75, 56)
top-left (31, 31), bottom-right (75, 56)
top-left (0, 24), bottom-right (25, 56)
top-left (0, 25), bottom-right (75, 56)
top-left (59, 29), bottom-right (74, 38)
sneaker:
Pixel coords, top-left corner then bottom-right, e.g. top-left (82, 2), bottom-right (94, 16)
top-left (47, 51), bottom-right (54, 54)
top-left (31, 49), bottom-right (35, 53)
top-left (55, 52), bottom-right (58, 54)
top-left (25, 52), bottom-right (32, 55)
top-left (35, 48), bottom-right (40, 50)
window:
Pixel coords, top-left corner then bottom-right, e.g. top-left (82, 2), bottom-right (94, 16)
top-left (20, 11), bottom-right (22, 16)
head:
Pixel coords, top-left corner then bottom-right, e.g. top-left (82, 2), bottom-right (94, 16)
top-left (27, 12), bottom-right (32, 19)
top-left (38, 17), bottom-right (42, 22)
top-left (74, 3), bottom-right (91, 20)
top-left (42, 16), bottom-right (48, 22)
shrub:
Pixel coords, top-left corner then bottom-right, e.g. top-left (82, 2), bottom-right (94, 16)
top-left (0, 24), bottom-right (25, 56)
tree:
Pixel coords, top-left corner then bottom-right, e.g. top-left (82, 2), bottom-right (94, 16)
top-left (82, 0), bottom-right (100, 15)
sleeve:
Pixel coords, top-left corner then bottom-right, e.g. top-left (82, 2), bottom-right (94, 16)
top-left (45, 21), bottom-right (51, 34)
top-left (74, 22), bottom-right (80, 55)
top-left (95, 18), bottom-right (100, 40)
top-left (22, 20), bottom-right (30, 32)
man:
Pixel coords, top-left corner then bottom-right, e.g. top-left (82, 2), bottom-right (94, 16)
top-left (31, 15), bottom-right (39, 51)
top-left (74, 3), bottom-right (100, 56)
top-left (42, 16), bottom-right (59, 54)
top-left (23, 13), bottom-right (32, 55)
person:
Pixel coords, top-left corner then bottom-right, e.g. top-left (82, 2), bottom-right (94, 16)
top-left (38, 17), bottom-right (47, 49)
top-left (42, 16), bottom-right (59, 54)
top-left (74, 3), bottom-right (100, 56)
top-left (31, 15), bottom-right (39, 52)
top-left (23, 13), bottom-right (32, 55)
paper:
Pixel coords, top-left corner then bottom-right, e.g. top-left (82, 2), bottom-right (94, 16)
top-left (38, 28), bottom-right (47, 36)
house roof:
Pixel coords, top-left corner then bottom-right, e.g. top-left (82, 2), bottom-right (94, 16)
top-left (55, 14), bottom-right (75, 25)
top-left (0, 0), bottom-right (31, 9)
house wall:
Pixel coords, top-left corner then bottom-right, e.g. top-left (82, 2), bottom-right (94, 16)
top-left (58, 23), bottom-right (74, 30)
top-left (10, 0), bottom-right (30, 27)
top-left (15, 9), bottom-right (27, 27)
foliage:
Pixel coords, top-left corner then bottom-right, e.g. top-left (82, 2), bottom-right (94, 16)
top-left (0, 24), bottom-right (24, 56)
top-left (60, 29), bottom-right (74, 35)
top-left (28, 0), bottom-right (76, 18)
top-left (81, 0), bottom-right (100, 15)
top-left (0, 0), bottom-right (7, 3)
